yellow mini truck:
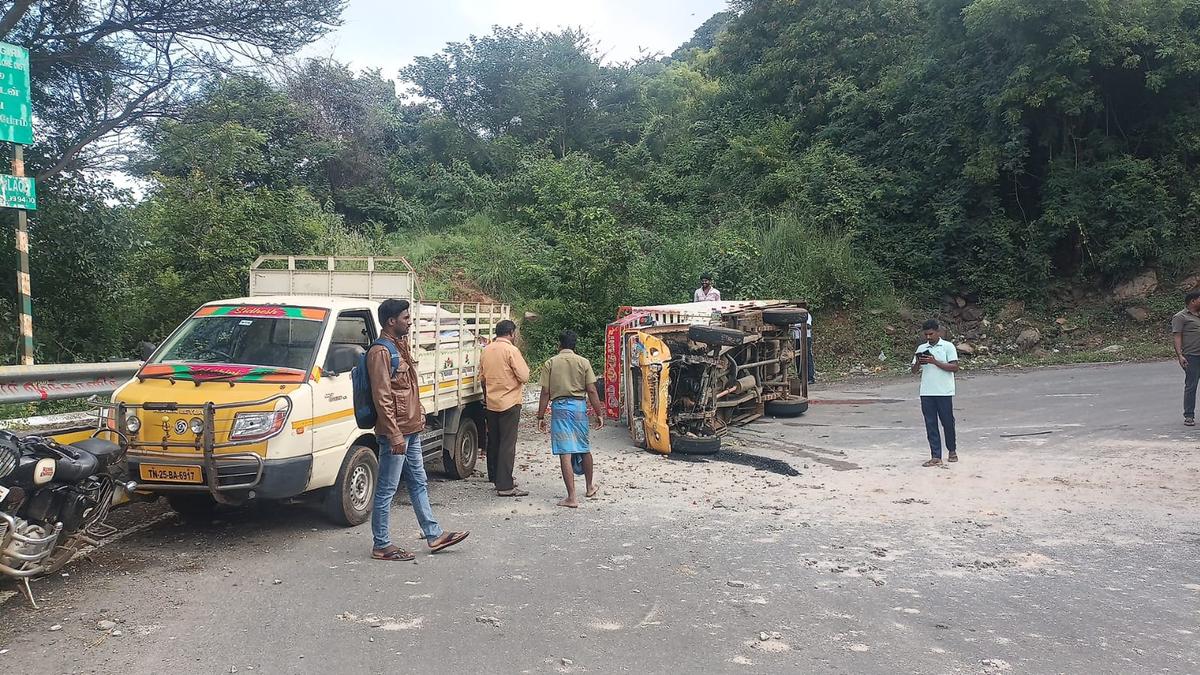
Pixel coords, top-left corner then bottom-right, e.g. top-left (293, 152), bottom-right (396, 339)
top-left (103, 257), bottom-right (509, 525)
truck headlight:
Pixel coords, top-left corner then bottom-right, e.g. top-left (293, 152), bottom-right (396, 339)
top-left (125, 414), bottom-right (141, 434)
top-left (229, 411), bottom-right (288, 441)
top-left (189, 417), bottom-right (204, 435)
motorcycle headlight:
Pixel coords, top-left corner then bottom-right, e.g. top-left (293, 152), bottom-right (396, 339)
top-left (0, 442), bottom-right (17, 480)
top-left (229, 411), bottom-right (288, 441)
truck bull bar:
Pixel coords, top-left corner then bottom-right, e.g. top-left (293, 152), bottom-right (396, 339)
top-left (94, 394), bottom-right (292, 504)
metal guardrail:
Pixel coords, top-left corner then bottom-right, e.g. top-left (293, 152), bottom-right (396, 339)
top-left (0, 362), bottom-right (139, 404)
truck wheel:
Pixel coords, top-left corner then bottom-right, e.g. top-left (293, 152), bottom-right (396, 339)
top-left (167, 493), bottom-right (218, 519)
top-left (442, 416), bottom-right (478, 480)
top-left (762, 308), bottom-right (807, 326)
top-left (765, 396), bottom-right (809, 418)
top-left (687, 325), bottom-right (747, 348)
top-left (324, 445), bottom-right (378, 526)
top-left (671, 434), bottom-right (721, 455)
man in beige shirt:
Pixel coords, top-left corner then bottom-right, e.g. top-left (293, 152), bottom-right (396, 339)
top-left (536, 330), bottom-right (604, 508)
top-left (368, 299), bottom-right (468, 561)
top-left (479, 319), bottom-right (530, 495)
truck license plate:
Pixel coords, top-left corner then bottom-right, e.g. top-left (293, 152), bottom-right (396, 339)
top-left (139, 464), bottom-right (203, 483)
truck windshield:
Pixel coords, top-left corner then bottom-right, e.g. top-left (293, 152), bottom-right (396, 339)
top-left (152, 308), bottom-right (326, 372)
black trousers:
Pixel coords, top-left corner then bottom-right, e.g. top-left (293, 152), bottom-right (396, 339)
top-left (920, 395), bottom-right (956, 459)
top-left (486, 405), bottom-right (520, 491)
top-left (1185, 355), bottom-right (1200, 417)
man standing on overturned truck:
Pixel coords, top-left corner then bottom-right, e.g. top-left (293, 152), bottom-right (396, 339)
top-left (368, 298), bottom-right (470, 561)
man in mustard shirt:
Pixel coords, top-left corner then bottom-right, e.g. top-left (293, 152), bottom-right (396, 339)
top-left (536, 330), bottom-right (604, 508)
top-left (480, 320), bottom-right (530, 496)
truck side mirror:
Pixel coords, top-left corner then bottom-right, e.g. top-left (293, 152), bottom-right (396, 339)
top-left (323, 345), bottom-right (361, 376)
top-left (137, 341), bottom-right (157, 361)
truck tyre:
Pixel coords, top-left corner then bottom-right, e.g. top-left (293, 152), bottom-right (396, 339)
top-left (167, 493), bottom-right (219, 519)
top-left (687, 325), bottom-right (747, 348)
top-left (762, 308), bottom-right (807, 326)
top-left (671, 434), bottom-right (721, 455)
top-left (442, 416), bottom-right (478, 480)
top-left (765, 396), bottom-right (809, 418)
top-left (324, 445), bottom-right (378, 526)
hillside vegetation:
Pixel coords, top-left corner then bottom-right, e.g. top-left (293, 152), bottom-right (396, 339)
top-left (2, 0), bottom-right (1198, 368)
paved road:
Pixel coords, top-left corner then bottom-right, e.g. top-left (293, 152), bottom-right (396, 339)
top-left (1, 361), bottom-right (1197, 674)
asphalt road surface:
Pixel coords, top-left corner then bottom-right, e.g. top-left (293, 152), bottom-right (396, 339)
top-left (1, 361), bottom-right (1197, 674)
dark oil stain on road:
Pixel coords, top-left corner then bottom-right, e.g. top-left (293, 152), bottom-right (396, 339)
top-left (668, 450), bottom-right (801, 476)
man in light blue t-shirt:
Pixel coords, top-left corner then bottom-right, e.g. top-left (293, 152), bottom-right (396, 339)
top-left (910, 319), bottom-right (960, 467)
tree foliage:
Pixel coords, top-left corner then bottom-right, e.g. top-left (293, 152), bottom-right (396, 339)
top-left (8, 1), bottom-right (1200, 364)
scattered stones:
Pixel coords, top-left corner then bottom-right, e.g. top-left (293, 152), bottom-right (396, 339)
top-left (1125, 306), bottom-right (1149, 322)
top-left (982, 658), bottom-right (1013, 672)
top-left (1100, 345), bottom-right (1124, 354)
top-left (1177, 274), bottom-right (1200, 292)
top-left (956, 342), bottom-right (975, 356)
top-left (97, 620), bottom-right (117, 631)
top-left (272, 579), bottom-right (282, 585)
top-left (476, 615), bottom-right (502, 628)
top-left (1054, 317), bottom-right (1068, 325)
top-left (1016, 328), bottom-right (1042, 352)
top-left (727, 580), bottom-right (747, 588)
top-left (561, 657), bottom-right (574, 666)
top-left (847, 643), bottom-right (871, 652)
top-left (111, 630), bottom-right (123, 637)
top-left (758, 631), bottom-right (782, 641)
top-left (884, 324), bottom-right (897, 335)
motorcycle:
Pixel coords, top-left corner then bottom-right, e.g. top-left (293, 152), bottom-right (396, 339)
top-left (0, 429), bottom-right (132, 606)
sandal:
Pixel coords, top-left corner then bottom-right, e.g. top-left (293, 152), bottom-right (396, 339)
top-left (947, 453), bottom-right (958, 463)
top-left (1186, 417), bottom-right (1195, 427)
top-left (922, 458), bottom-right (942, 467)
top-left (497, 489), bottom-right (529, 497)
top-left (585, 485), bottom-right (599, 498)
top-left (429, 531), bottom-right (470, 553)
top-left (371, 545), bottom-right (415, 561)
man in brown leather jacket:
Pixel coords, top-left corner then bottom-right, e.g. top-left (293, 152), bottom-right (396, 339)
top-left (369, 299), bottom-right (469, 561)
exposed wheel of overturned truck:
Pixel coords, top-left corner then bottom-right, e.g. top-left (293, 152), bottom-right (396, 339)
top-left (687, 324), bottom-right (747, 348)
top-left (324, 445), bottom-right (378, 526)
top-left (671, 434), bottom-right (721, 455)
top-left (762, 307), bottom-right (808, 326)
top-left (765, 397), bottom-right (809, 418)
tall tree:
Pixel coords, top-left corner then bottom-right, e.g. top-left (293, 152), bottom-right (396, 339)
top-left (0, 0), bottom-right (344, 180)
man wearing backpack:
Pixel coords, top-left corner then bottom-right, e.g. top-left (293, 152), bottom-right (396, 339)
top-left (367, 299), bottom-right (469, 561)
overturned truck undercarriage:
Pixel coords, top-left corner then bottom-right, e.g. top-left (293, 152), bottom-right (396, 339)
top-left (605, 301), bottom-right (810, 455)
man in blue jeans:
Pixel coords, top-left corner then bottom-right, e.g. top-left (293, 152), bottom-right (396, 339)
top-left (368, 298), bottom-right (469, 561)
top-left (911, 319), bottom-right (960, 467)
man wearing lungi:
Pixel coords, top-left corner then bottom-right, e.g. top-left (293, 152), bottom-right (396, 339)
top-left (536, 330), bottom-right (605, 508)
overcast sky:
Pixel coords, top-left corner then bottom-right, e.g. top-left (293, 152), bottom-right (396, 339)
top-left (303, 0), bottom-right (731, 76)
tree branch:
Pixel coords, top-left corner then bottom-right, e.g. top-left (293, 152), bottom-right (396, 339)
top-left (37, 46), bottom-right (177, 181)
top-left (0, 0), bottom-right (36, 39)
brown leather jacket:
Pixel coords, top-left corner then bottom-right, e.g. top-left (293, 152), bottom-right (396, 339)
top-left (367, 335), bottom-right (424, 445)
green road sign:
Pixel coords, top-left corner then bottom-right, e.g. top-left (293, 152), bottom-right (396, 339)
top-left (0, 42), bottom-right (32, 145)
top-left (0, 174), bottom-right (35, 209)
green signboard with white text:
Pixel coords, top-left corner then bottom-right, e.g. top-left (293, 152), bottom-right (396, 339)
top-left (0, 41), bottom-right (32, 145)
top-left (0, 174), bottom-right (34, 210)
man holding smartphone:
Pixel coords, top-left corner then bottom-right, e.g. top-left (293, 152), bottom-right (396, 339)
top-left (911, 319), bottom-right (960, 467)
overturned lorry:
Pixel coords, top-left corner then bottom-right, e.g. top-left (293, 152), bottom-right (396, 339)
top-left (603, 300), bottom-right (810, 455)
